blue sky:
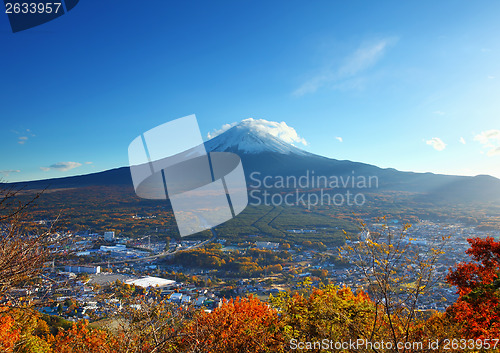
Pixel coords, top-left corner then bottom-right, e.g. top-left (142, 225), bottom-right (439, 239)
top-left (1, 0), bottom-right (500, 182)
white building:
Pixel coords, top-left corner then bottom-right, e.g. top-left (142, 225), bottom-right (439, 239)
top-left (169, 292), bottom-right (183, 303)
top-left (255, 241), bottom-right (279, 250)
top-left (76, 251), bottom-right (91, 256)
top-left (104, 231), bottom-right (115, 241)
top-left (64, 265), bottom-right (101, 274)
top-left (194, 296), bottom-right (207, 307)
top-left (125, 276), bottom-right (176, 289)
top-left (100, 244), bottom-right (126, 252)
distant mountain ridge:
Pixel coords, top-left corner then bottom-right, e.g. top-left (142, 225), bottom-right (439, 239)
top-left (3, 120), bottom-right (500, 203)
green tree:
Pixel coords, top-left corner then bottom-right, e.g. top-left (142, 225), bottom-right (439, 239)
top-left (271, 285), bottom-right (375, 351)
top-left (340, 217), bottom-right (448, 351)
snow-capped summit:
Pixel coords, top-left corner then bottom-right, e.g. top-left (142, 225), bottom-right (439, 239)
top-left (204, 119), bottom-right (310, 156)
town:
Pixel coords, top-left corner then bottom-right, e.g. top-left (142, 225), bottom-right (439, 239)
top-left (4, 219), bottom-right (492, 323)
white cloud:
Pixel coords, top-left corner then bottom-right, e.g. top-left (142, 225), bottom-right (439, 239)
top-left (0, 170), bottom-right (20, 177)
top-left (40, 161), bottom-right (82, 172)
top-left (293, 37), bottom-right (397, 96)
top-left (459, 137), bottom-right (466, 144)
top-left (426, 137), bottom-right (446, 151)
top-left (474, 130), bottom-right (500, 156)
top-left (207, 122), bottom-right (238, 139)
top-left (207, 118), bottom-right (307, 146)
top-left (85, 161), bottom-right (93, 164)
top-left (433, 110), bottom-right (445, 116)
top-left (488, 76), bottom-right (495, 80)
top-left (13, 129), bottom-right (35, 144)
top-left (338, 39), bottom-right (394, 76)
top-left (474, 129), bottom-right (500, 145)
top-left (293, 75), bottom-right (331, 96)
top-left (331, 77), bottom-right (367, 91)
top-left (335, 136), bottom-right (343, 142)
top-left (488, 146), bottom-right (500, 156)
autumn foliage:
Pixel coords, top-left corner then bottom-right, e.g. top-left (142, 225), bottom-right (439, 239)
top-left (2, 188), bottom-right (500, 353)
top-left (0, 281), bottom-right (496, 353)
top-left (447, 237), bottom-right (500, 339)
top-left (181, 296), bottom-right (284, 352)
top-left (0, 313), bottom-right (20, 352)
top-left (49, 320), bottom-right (118, 353)
top-left (271, 285), bottom-right (375, 346)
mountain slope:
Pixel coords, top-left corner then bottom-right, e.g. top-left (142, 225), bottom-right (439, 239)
top-left (204, 123), bottom-right (473, 195)
top-left (2, 166), bottom-right (132, 190)
top-left (205, 122), bottom-right (311, 156)
top-left (3, 120), bottom-right (500, 203)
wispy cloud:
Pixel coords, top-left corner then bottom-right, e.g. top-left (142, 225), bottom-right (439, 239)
top-left (0, 170), bottom-right (21, 177)
top-left (335, 136), bottom-right (343, 142)
top-left (433, 110), bottom-right (445, 116)
top-left (338, 40), bottom-right (394, 76)
top-left (426, 137), bottom-right (446, 151)
top-left (459, 137), bottom-right (466, 144)
top-left (40, 161), bottom-right (82, 172)
top-left (487, 146), bottom-right (500, 156)
top-left (13, 128), bottom-right (35, 144)
top-left (208, 122), bottom-right (237, 139)
top-left (85, 161), bottom-right (93, 165)
top-left (474, 130), bottom-right (500, 156)
top-left (293, 37), bottom-right (398, 96)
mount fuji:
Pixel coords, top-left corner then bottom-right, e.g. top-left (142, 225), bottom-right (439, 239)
top-left (205, 120), bottom-right (311, 157)
top-left (4, 120), bottom-right (500, 203)
top-left (203, 121), bottom-right (480, 197)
